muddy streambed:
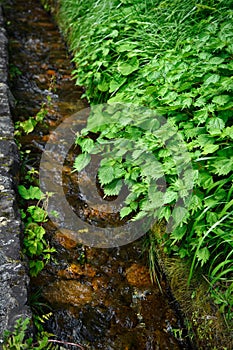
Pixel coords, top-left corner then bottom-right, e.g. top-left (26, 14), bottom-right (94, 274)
top-left (4, 1), bottom-right (193, 349)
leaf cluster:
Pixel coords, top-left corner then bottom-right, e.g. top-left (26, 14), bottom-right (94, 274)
top-left (14, 77), bottom-right (55, 136)
top-left (18, 186), bottom-right (56, 277)
top-left (59, 0), bottom-right (233, 319)
top-left (3, 318), bottom-right (56, 350)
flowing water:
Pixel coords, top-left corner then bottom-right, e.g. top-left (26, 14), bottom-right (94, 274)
top-left (3, 1), bottom-right (193, 349)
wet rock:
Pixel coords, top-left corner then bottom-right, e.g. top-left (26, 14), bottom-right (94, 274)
top-left (44, 309), bottom-right (84, 345)
top-left (125, 263), bottom-right (152, 286)
top-left (45, 306), bottom-right (112, 346)
top-left (55, 229), bottom-right (79, 249)
top-left (140, 293), bottom-right (168, 327)
top-left (92, 276), bottom-right (108, 292)
top-left (81, 305), bottom-right (112, 341)
top-left (113, 306), bottom-right (138, 329)
top-left (58, 263), bottom-right (97, 279)
top-left (43, 280), bottom-right (94, 306)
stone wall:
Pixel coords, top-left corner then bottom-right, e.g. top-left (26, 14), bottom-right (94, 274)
top-left (0, 6), bottom-right (31, 347)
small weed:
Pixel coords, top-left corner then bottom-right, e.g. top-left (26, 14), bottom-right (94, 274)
top-left (3, 318), bottom-right (56, 349)
top-left (14, 76), bottom-right (56, 136)
top-left (15, 102), bottom-right (48, 136)
top-left (9, 63), bottom-right (22, 79)
top-left (3, 317), bottom-right (85, 349)
top-left (18, 185), bottom-right (56, 276)
top-left (25, 168), bottom-right (39, 183)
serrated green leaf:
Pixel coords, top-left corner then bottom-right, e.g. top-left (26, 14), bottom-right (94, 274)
top-left (80, 138), bottom-right (95, 153)
top-left (178, 248), bottom-right (189, 258)
top-left (171, 226), bottom-right (187, 243)
top-left (132, 148), bottom-right (144, 160)
top-left (207, 117), bottom-right (225, 135)
top-left (182, 97), bottom-right (192, 108)
top-left (131, 210), bottom-right (147, 221)
top-left (203, 143), bottom-right (219, 154)
top-left (151, 191), bottom-right (165, 208)
top-left (162, 91), bottom-right (178, 103)
top-left (73, 153), bottom-right (91, 172)
top-left (172, 206), bottom-right (188, 226)
top-left (194, 108), bottom-right (209, 123)
top-left (203, 74), bottom-right (220, 86)
top-left (164, 190), bottom-right (178, 204)
top-left (188, 194), bottom-right (203, 212)
top-left (30, 260), bottom-right (44, 276)
top-left (103, 179), bottom-right (122, 196)
top-left (120, 206), bottom-right (133, 218)
top-left (211, 157), bottom-right (233, 175)
top-left (141, 161), bottom-right (164, 180)
top-left (157, 206), bottom-right (171, 221)
top-left (194, 96), bottom-right (206, 107)
top-left (206, 211), bottom-right (219, 225)
top-left (197, 134), bottom-right (212, 147)
top-left (113, 163), bottom-right (125, 179)
top-left (212, 94), bottom-right (231, 106)
top-left (130, 201), bottom-right (138, 211)
top-left (86, 106), bottom-right (108, 130)
top-left (196, 247), bottom-right (210, 266)
top-left (129, 167), bottom-right (140, 181)
top-left (98, 165), bottom-right (115, 185)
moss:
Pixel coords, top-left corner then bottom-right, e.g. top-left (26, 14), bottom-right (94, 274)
top-left (152, 222), bottom-right (232, 350)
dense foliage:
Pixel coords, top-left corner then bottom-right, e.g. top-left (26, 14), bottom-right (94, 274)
top-left (58, 0), bottom-right (233, 322)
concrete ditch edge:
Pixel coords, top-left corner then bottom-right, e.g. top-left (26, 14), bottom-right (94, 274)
top-left (0, 5), bottom-right (31, 347)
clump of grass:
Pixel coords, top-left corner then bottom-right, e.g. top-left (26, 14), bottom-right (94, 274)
top-left (58, 0), bottom-right (228, 102)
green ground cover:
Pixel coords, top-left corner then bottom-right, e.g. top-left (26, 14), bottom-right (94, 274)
top-left (57, 0), bottom-right (233, 335)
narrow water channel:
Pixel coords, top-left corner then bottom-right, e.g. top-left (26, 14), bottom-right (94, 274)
top-left (4, 1), bottom-right (193, 349)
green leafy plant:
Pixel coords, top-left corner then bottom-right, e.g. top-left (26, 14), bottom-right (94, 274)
top-left (24, 168), bottom-right (39, 183)
top-left (58, 0), bottom-right (233, 325)
top-left (29, 289), bottom-right (54, 332)
top-left (74, 104), bottom-right (193, 225)
top-left (18, 185), bottom-right (56, 277)
top-left (3, 318), bottom-right (55, 350)
top-left (3, 317), bottom-right (85, 349)
top-left (9, 64), bottom-right (22, 79)
top-left (15, 103), bottom-right (48, 135)
top-left (14, 76), bottom-right (55, 136)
